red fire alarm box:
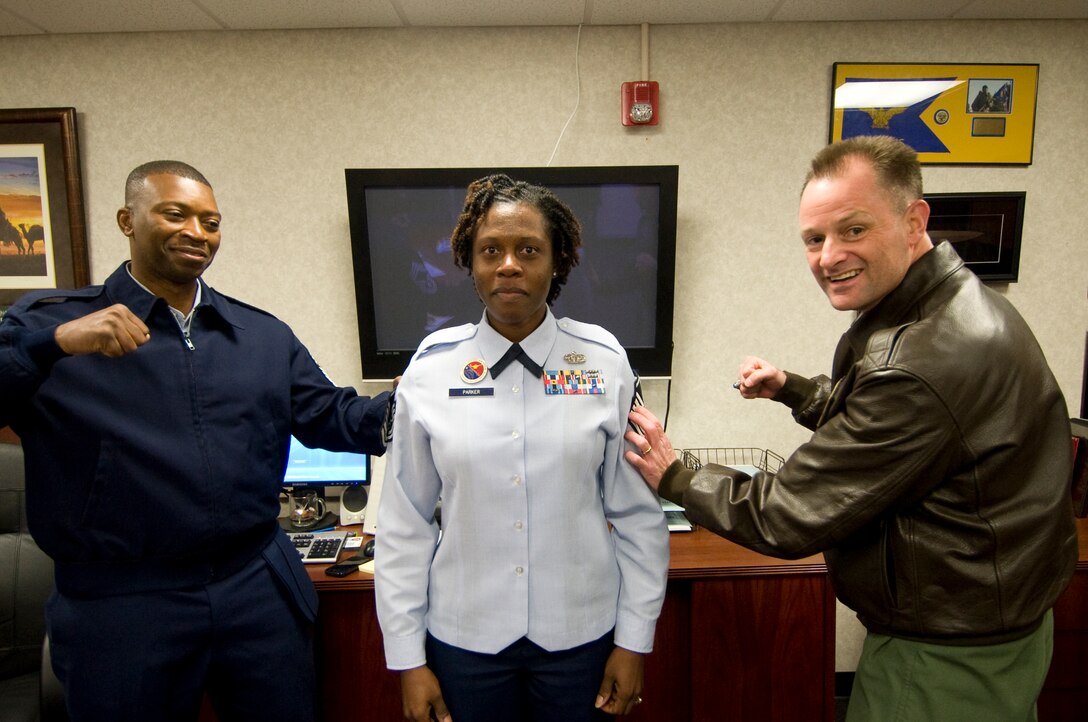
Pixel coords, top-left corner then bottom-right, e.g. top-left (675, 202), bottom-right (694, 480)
top-left (621, 81), bottom-right (659, 126)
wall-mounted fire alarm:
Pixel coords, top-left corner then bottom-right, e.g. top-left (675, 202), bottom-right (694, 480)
top-left (621, 81), bottom-right (659, 126)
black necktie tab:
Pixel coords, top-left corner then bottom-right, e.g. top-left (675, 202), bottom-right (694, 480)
top-left (490, 344), bottom-right (543, 379)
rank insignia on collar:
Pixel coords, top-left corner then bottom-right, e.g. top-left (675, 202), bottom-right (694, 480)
top-left (563, 352), bottom-right (586, 364)
top-left (461, 360), bottom-right (487, 384)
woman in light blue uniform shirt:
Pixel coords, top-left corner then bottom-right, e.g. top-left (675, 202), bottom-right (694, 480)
top-left (375, 175), bottom-right (669, 722)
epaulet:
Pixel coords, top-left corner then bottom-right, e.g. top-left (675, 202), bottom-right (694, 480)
top-left (415, 323), bottom-right (477, 357)
top-left (555, 318), bottom-right (622, 355)
top-left (861, 322), bottom-right (913, 372)
top-left (214, 291), bottom-right (279, 320)
top-left (20, 285), bottom-right (105, 309)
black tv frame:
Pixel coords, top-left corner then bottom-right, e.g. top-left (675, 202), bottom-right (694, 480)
top-left (345, 165), bottom-right (678, 379)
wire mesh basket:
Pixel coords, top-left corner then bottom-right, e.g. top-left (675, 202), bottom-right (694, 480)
top-left (680, 447), bottom-right (784, 474)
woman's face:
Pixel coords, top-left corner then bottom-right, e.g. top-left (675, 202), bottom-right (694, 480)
top-left (471, 201), bottom-right (555, 342)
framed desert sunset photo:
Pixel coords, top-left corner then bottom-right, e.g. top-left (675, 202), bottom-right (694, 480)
top-left (0, 107), bottom-right (88, 307)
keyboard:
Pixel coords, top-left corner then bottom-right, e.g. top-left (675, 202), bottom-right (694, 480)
top-left (288, 530), bottom-right (348, 564)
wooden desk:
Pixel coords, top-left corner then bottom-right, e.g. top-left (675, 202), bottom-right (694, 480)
top-left (1038, 516), bottom-right (1088, 721)
top-left (4, 423), bottom-right (1082, 718)
top-left (308, 528), bottom-right (836, 722)
top-left (638, 529), bottom-right (835, 722)
top-left (310, 519), bottom-right (1088, 721)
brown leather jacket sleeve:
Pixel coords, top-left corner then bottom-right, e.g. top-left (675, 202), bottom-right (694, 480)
top-left (659, 368), bottom-right (963, 560)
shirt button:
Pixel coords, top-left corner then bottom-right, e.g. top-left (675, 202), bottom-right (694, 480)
top-left (515, 566), bottom-right (524, 576)
top-left (513, 475), bottom-right (522, 486)
top-left (512, 430), bottom-right (520, 439)
top-left (512, 385), bottom-right (520, 393)
top-left (514, 520), bottom-right (523, 530)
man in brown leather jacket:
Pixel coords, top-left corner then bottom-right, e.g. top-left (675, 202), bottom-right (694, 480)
top-left (626, 136), bottom-right (1077, 720)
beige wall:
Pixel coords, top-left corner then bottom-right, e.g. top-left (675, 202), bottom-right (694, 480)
top-left (3, 18), bottom-right (1086, 672)
top-left (2, 20), bottom-right (1085, 455)
top-left (5, 19), bottom-right (1086, 453)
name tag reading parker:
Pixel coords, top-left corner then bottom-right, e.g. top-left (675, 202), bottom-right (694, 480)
top-left (449, 387), bottom-right (495, 398)
top-left (543, 369), bottom-right (606, 395)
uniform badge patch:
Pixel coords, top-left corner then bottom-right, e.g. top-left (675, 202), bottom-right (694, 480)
top-left (461, 360), bottom-right (487, 384)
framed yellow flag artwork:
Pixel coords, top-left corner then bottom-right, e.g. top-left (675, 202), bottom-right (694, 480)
top-left (829, 63), bottom-right (1039, 164)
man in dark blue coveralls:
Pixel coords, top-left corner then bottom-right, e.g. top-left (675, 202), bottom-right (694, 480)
top-left (0, 161), bottom-right (390, 721)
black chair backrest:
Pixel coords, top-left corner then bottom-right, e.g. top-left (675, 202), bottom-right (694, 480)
top-left (0, 442), bottom-right (54, 679)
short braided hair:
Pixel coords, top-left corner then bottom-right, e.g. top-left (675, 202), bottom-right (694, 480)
top-left (450, 174), bottom-right (581, 305)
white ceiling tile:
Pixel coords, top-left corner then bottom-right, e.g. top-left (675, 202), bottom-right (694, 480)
top-left (0, 0), bottom-right (1082, 35)
top-left (0, 5), bottom-right (45, 35)
top-left (0, 0), bottom-right (221, 33)
top-left (589, 0), bottom-right (778, 25)
top-left (954, 0), bottom-right (1088, 19)
top-left (396, 0), bottom-right (586, 27)
top-left (773, 0), bottom-right (957, 22)
top-left (198, 0), bottom-right (403, 30)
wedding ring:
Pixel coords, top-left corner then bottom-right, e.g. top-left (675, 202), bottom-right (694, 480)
top-left (641, 446), bottom-right (652, 455)
top-left (635, 696), bottom-right (643, 704)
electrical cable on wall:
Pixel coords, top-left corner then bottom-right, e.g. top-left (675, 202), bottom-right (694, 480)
top-left (622, 23), bottom-right (659, 126)
top-left (546, 22), bottom-right (583, 166)
top-left (544, 12), bottom-right (674, 429)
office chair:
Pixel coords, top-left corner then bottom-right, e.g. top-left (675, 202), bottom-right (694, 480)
top-left (0, 440), bottom-right (68, 722)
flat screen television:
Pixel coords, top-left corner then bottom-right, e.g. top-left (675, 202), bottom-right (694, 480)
top-left (345, 165), bottom-right (678, 379)
top-left (282, 436), bottom-right (370, 489)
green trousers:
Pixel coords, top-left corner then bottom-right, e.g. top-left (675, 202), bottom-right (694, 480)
top-left (846, 611), bottom-right (1053, 722)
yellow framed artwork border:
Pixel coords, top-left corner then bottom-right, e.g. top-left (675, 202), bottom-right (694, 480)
top-left (829, 62), bottom-right (1039, 165)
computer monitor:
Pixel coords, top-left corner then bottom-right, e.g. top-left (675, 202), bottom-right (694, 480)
top-left (281, 437), bottom-right (371, 530)
top-left (282, 436), bottom-right (370, 489)
top-left (345, 165), bottom-right (678, 379)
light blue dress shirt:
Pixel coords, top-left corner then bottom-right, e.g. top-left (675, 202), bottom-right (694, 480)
top-left (376, 310), bottom-right (669, 670)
